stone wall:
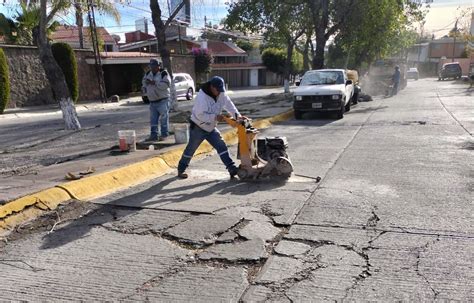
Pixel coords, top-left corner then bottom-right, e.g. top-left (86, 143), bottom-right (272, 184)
top-left (0, 45), bottom-right (100, 108)
top-left (0, 45), bottom-right (194, 108)
top-left (75, 50), bottom-right (101, 101)
top-left (1, 45), bottom-right (53, 108)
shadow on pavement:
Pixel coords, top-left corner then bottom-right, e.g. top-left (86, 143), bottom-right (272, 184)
top-left (39, 174), bottom-right (286, 250)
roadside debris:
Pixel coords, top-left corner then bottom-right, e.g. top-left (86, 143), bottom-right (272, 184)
top-left (65, 166), bottom-right (96, 180)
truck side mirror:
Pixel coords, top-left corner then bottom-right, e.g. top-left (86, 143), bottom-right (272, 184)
top-left (345, 80), bottom-right (353, 85)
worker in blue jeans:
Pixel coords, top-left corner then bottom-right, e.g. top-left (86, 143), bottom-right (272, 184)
top-left (142, 59), bottom-right (171, 141)
top-left (177, 76), bottom-right (242, 179)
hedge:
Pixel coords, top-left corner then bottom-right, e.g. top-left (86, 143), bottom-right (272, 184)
top-left (0, 48), bottom-right (10, 114)
top-left (52, 43), bottom-right (79, 103)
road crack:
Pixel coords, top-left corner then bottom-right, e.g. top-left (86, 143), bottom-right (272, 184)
top-left (414, 236), bottom-right (441, 300)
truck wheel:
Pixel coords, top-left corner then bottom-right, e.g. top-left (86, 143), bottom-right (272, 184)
top-left (345, 98), bottom-right (351, 112)
top-left (186, 88), bottom-right (194, 100)
top-left (337, 103), bottom-right (344, 119)
top-left (352, 93), bottom-right (358, 105)
top-left (294, 110), bottom-right (303, 120)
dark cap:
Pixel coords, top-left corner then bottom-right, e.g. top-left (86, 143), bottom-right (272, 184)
top-left (210, 76), bottom-right (225, 92)
top-left (149, 58), bottom-right (161, 67)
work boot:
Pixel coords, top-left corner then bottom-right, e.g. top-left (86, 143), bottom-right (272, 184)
top-left (229, 167), bottom-right (239, 179)
top-left (178, 171), bottom-right (188, 179)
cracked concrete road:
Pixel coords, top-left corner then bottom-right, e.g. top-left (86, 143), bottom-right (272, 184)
top-left (0, 79), bottom-right (473, 301)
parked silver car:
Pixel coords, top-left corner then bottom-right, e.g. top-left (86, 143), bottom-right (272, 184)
top-left (173, 73), bottom-right (195, 100)
top-left (142, 72), bottom-right (195, 103)
top-left (406, 67), bottom-right (419, 80)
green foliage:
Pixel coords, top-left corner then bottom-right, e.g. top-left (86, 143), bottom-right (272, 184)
top-left (236, 40), bottom-right (254, 52)
top-left (226, 0), bottom-right (309, 78)
top-left (261, 48), bottom-right (286, 75)
top-left (192, 48), bottom-right (213, 75)
top-left (0, 48), bottom-right (10, 114)
top-left (51, 43), bottom-right (79, 102)
top-left (0, 13), bottom-right (17, 44)
top-left (328, 0), bottom-right (426, 68)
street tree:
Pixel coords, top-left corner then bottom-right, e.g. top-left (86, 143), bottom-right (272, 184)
top-left (35, 0), bottom-right (81, 130)
top-left (0, 48), bottom-right (10, 114)
top-left (226, 0), bottom-right (310, 92)
top-left (193, 47), bottom-right (213, 83)
top-left (326, 0), bottom-right (426, 69)
top-left (0, 4), bottom-right (60, 45)
top-left (149, 0), bottom-right (189, 109)
top-left (307, 0), bottom-right (357, 69)
top-left (73, 0), bottom-right (120, 49)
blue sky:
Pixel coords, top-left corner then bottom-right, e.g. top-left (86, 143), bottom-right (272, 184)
top-left (0, 0), bottom-right (472, 41)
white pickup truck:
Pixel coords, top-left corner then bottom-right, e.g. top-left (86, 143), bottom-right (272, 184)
top-left (293, 69), bottom-right (355, 119)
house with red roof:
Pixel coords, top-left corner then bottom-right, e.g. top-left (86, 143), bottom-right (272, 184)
top-left (51, 25), bottom-right (119, 52)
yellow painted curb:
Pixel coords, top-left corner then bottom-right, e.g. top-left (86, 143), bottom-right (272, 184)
top-left (0, 187), bottom-right (71, 218)
top-left (0, 187), bottom-right (72, 233)
top-left (0, 109), bottom-right (294, 235)
top-left (59, 156), bottom-right (170, 201)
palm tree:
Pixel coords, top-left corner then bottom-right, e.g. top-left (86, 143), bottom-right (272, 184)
top-left (73, 0), bottom-right (120, 49)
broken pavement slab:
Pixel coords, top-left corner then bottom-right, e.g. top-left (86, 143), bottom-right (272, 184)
top-left (102, 208), bottom-right (190, 235)
top-left (274, 240), bottom-right (312, 257)
top-left (255, 255), bottom-right (306, 283)
top-left (198, 238), bottom-right (267, 262)
top-left (237, 220), bottom-right (281, 242)
top-left (164, 215), bottom-right (243, 246)
top-left (127, 266), bottom-right (249, 302)
top-left (0, 226), bottom-right (189, 301)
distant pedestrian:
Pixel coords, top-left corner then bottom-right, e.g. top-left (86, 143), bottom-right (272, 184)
top-left (142, 59), bottom-right (171, 141)
top-left (391, 66), bottom-right (401, 96)
top-left (177, 76), bottom-right (242, 179)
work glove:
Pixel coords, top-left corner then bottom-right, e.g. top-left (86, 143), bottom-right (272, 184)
top-left (161, 70), bottom-right (168, 78)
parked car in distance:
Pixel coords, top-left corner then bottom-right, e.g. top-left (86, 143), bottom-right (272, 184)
top-left (293, 69), bottom-right (354, 120)
top-left (173, 73), bottom-right (195, 100)
top-left (142, 72), bottom-right (195, 103)
top-left (406, 67), bottom-right (419, 80)
top-left (438, 62), bottom-right (462, 80)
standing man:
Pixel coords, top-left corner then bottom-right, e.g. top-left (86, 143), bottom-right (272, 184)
top-left (391, 65), bottom-right (401, 96)
top-left (177, 76), bottom-right (242, 179)
top-left (142, 58), bottom-right (171, 141)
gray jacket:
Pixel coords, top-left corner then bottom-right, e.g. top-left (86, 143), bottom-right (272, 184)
top-left (142, 70), bottom-right (171, 101)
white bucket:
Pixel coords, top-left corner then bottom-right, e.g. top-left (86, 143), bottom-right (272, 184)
top-left (174, 124), bottom-right (189, 144)
top-left (118, 130), bottom-right (136, 152)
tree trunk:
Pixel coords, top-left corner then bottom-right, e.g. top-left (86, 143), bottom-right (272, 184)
top-left (311, 0), bottom-right (329, 69)
top-left (284, 38), bottom-right (294, 93)
top-left (75, 2), bottom-right (84, 49)
top-left (37, 0), bottom-right (81, 130)
top-left (303, 36), bottom-right (311, 72)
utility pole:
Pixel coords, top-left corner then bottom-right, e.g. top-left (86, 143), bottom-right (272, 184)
top-left (452, 20), bottom-right (458, 62)
top-left (178, 21), bottom-right (184, 55)
top-left (87, 0), bottom-right (107, 103)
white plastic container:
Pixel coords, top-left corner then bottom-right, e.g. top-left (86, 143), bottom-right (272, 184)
top-left (118, 130), bottom-right (136, 152)
top-left (173, 124), bottom-right (189, 144)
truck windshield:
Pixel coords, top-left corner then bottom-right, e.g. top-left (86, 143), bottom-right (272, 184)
top-left (300, 71), bottom-right (344, 85)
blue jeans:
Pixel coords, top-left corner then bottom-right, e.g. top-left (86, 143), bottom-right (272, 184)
top-left (392, 82), bottom-right (400, 96)
top-left (149, 98), bottom-right (169, 138)
top-left (178, 125), bottom-right (237, 173)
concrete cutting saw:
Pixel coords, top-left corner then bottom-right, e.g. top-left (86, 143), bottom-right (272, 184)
top-left (224, 116), bottom-right (293, 180)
